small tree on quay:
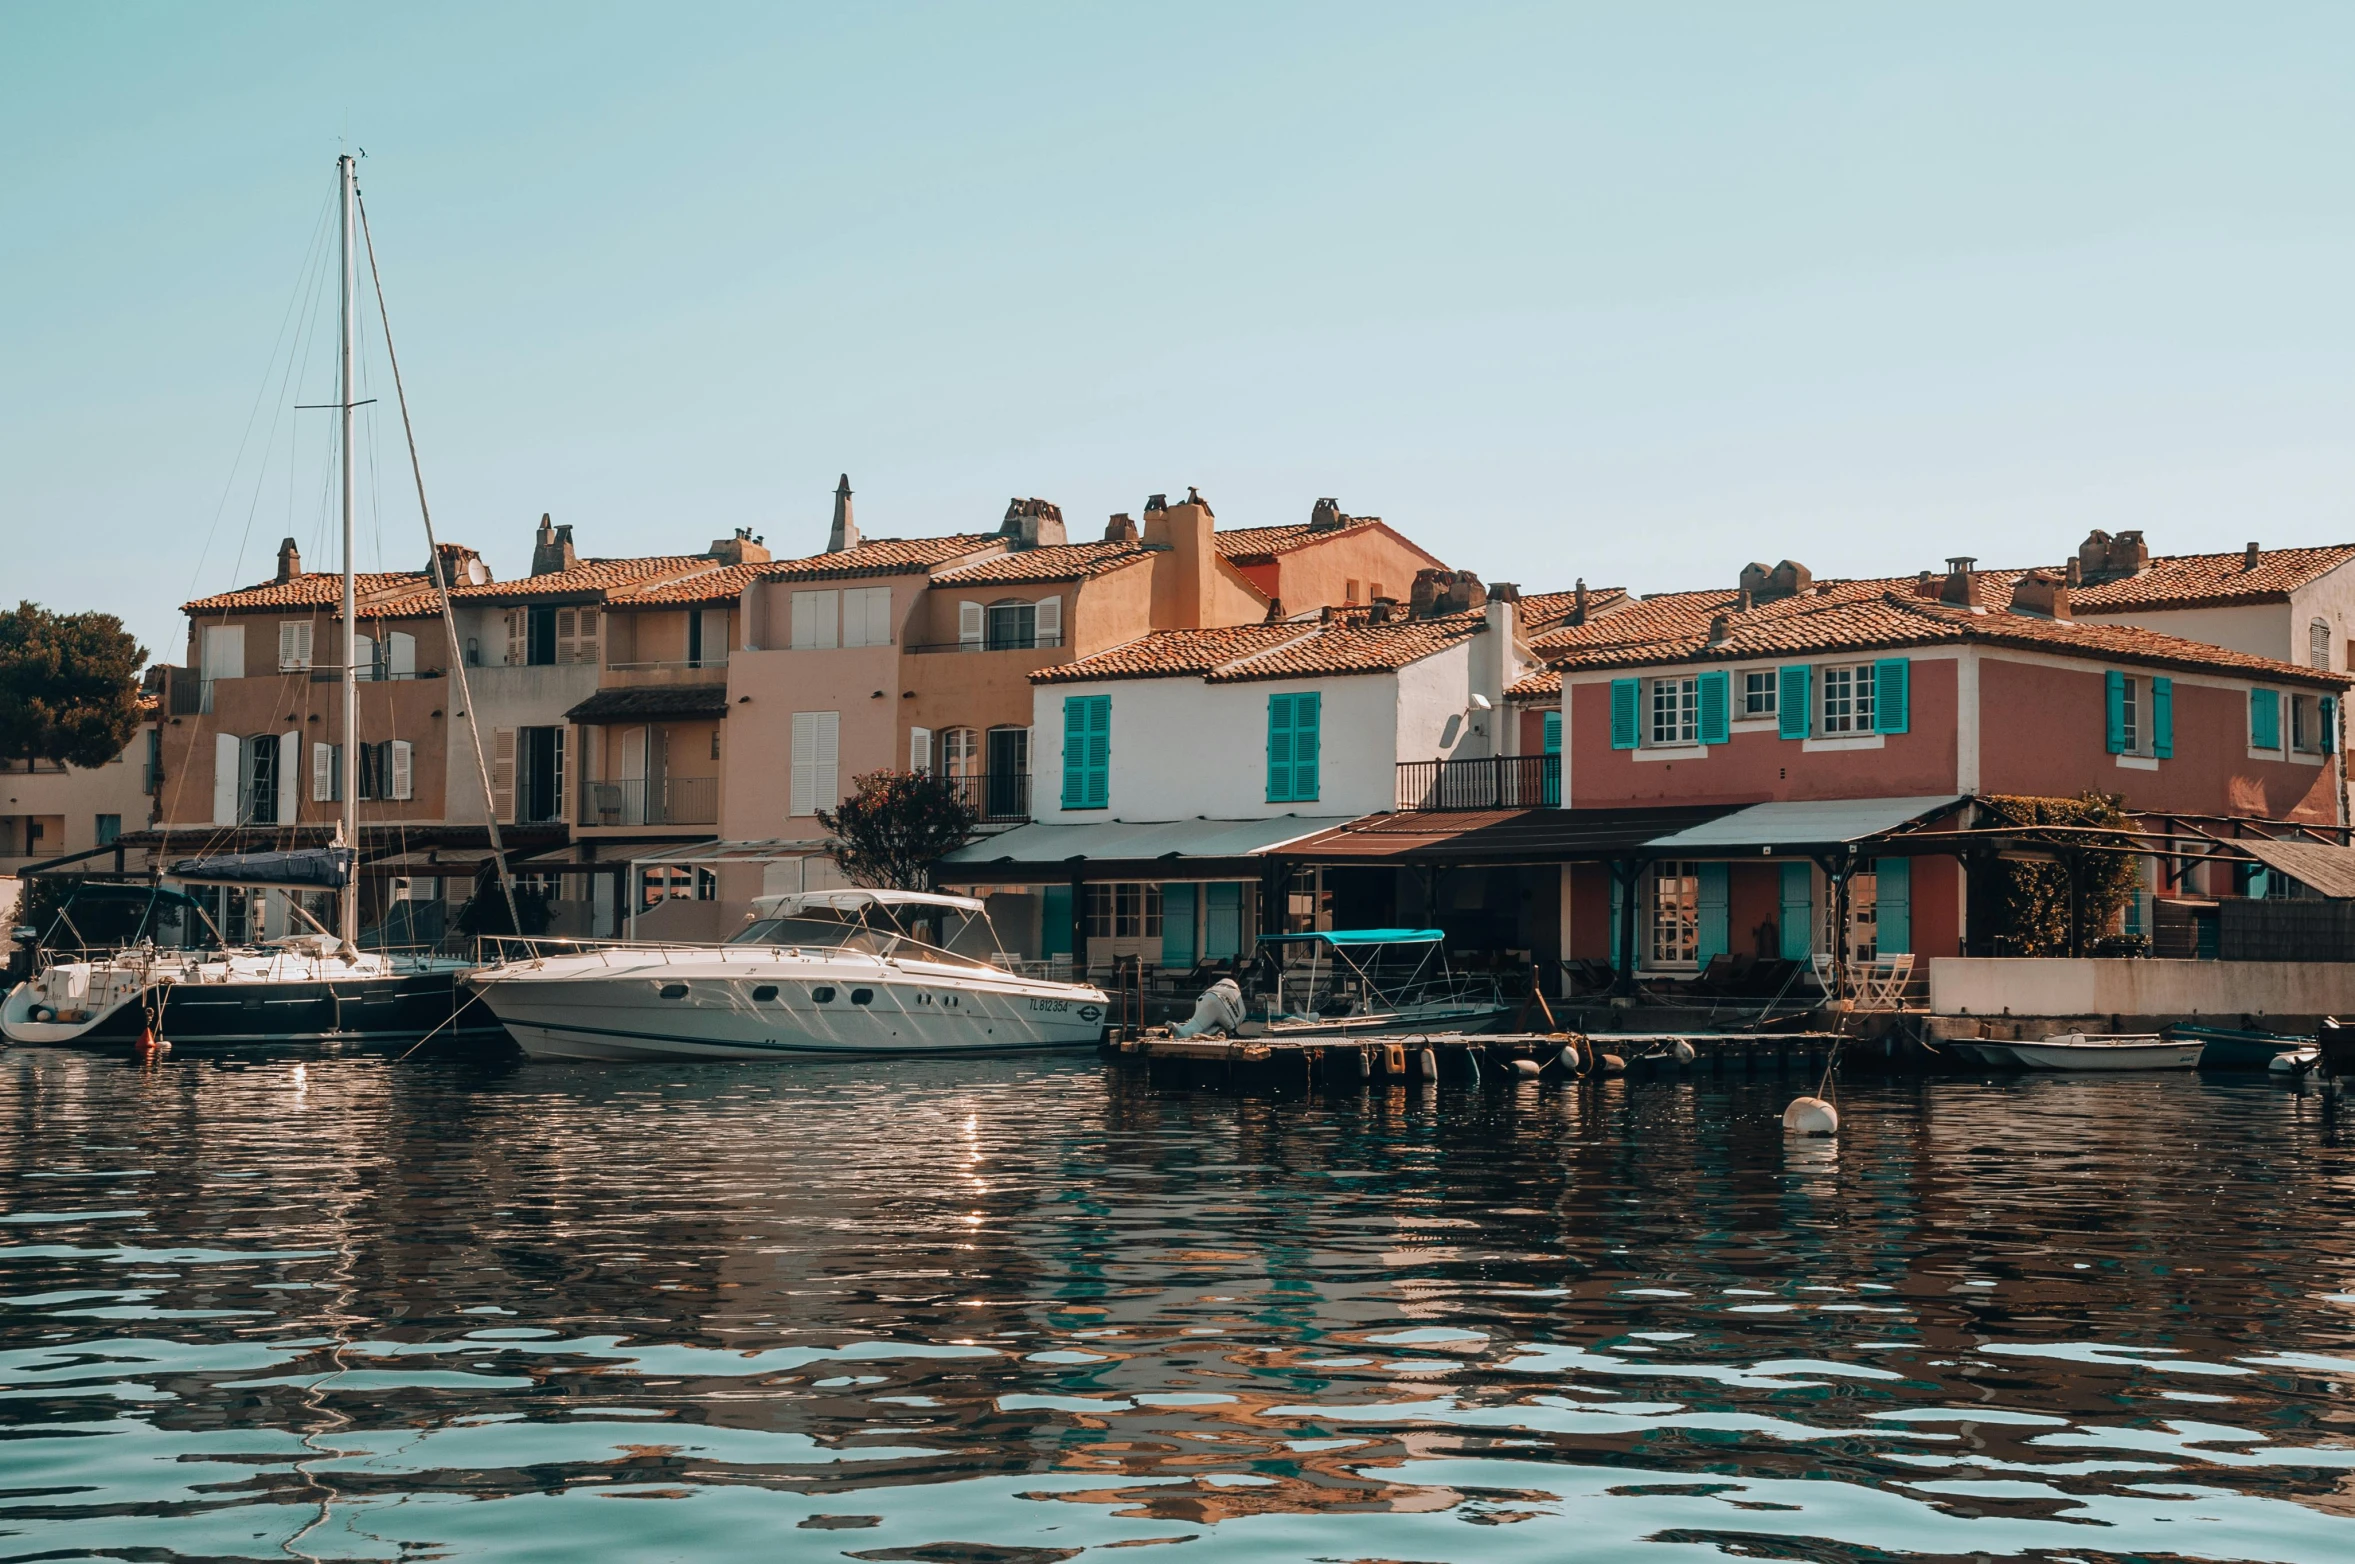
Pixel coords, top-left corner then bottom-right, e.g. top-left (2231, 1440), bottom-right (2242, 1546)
top-left (0, 602), bottom-right (146, 770)
top-left (819, 769), bottom-right (980, 891)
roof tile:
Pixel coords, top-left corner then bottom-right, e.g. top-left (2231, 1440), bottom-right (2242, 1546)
top-left (1035, 609), bottom-right (1486, 686)
top-left (2068, 545), bottom-right (2355, 612)
top-left (930, 541), bottom-right (1155, 586)
top-left (759, 535), bottom-right (1000, 583)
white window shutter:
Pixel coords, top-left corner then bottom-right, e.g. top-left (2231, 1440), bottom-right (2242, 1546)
top-left (276, 732), bottom-right (299, 824)
top-left (816, 592), bottom-right (837, 649)
top-left (910, 726), bottom-right (932, 773)
top-left (391, 740), bottom-right (414, 801)
top-left (816, 710), bottom-right (839, 808)
top-left (790, 711), bottom-right (817, 816)
top-left (388, 632), bottom-right (416, 679)
top-left (312, 742), bottom-right (335, 802)
top-left (959, 600), bottom-right (983, 646)
top-left (702, 608), bottom-right (731, 661)
top-left (492, 728), bottom-right (516, 822)
top-left (555, 608), bottom-right (576, 661)
top-left (353, 633), bottom-right (376, 681)
top-left (203, 624), bottom-right (245, 681)
top-left (213, 732), bottom-right (240, 825)
top-left (1035, 596), bottom-right (1061, 646)
top-left (505, 610), bottom-right (525, 667)
top-left (577, 608), bottom-right (599, 666)
top-left (279, 621), bottom-right (305, 670)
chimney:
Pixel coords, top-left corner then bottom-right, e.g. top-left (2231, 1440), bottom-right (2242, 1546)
top-left (426, 542), bottom-right (488, 588)
top-left (2066, 556), bottom-right (2083, 586)
top-left (1263, 597), bottom-right (1288, 622)
top-left (1367, 598), bottom-right (1395, 624)
top-left (707, 527), bottom-right (771, 566)
top-left (1145, 493), bottom-right (1168, 515)
top-left (1940, 556), bottom-right (1986, 607)
top-left (1309, 497), bottom-right (1348, 532)
top-left (530, 515), bottom-right (578, 576)
top-left (1143, 491), bottom-right (1216, 628)
top-left (2245, 540), bottom-right (2261, 570)
top-left (1185, 485), bottom-right (1213, 517)
top-left (1570, 578), bottom-right (1589, 625)
top-left (1915, 569), bottom-right (1937, 597)
top-left (1447, 572), bottom-right (1488, 615)
top-left (828, 474), bottom-right (859, 553)
top-left (2009, 567), bottom-right (2071, 620)
top-left (1410, 568), bottom-right (1446, 618)
top-left (1104, 512), bottom-right (1139, 543)
top-left (275, 537), bottom-right (302, 583)
top-left (2077, 527), bottom-right (2149, 583)
top-left (1707, 613), bottom-right (1732, 644)
top-left (1000, 497), bottom-right (1067, 550)
top-left (1741, 559), bottom-right (1813, 603)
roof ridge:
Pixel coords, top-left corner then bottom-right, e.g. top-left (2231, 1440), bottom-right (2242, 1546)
top-left (1205, 625), bottom-right (1331, 677)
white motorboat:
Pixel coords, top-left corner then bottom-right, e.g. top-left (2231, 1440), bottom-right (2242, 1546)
top-left (1993, 1033), bottom-right (2202, 1071)
top-left (1255, 929), bottom-right (1513, 1039)
top-left (467, 889), bottom-right (1111, 1062)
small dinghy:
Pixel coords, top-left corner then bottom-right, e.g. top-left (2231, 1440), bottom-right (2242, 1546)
top-left (2169, 1023), bottom-right (2313, 1072)
top-left (1995, 1033), bottom-right (2202, 1071)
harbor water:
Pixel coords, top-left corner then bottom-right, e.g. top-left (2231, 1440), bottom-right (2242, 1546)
top-left (2, 1052), bottom-right (2352, 1561)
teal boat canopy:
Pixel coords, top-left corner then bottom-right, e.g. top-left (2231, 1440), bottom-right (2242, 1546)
top-left (1259, 928), bottom-right (1444, 947)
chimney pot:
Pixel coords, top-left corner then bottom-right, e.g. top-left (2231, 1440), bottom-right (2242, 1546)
top-left (1104, 512), bottom-right (1139, 544)
top-left (275, 537), bottom-right (302, 583)
top-left (1263, 597), bottom-right (1288, 623)
top-left (2246, 540), bottom-right (2261, 569)
top-left (1145, 493), bottom-right (1168, 513)
top-left (530, 514), bottom-right (579, 576)
top-left (1707, 613), bottom-right (1732, 644)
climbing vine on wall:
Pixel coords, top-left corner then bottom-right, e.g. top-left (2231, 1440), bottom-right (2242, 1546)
top-left (1980, 792), bottom-right (2144, 956)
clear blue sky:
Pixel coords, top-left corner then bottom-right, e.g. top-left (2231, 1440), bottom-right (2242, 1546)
top-left (6, 3), bottom-right (2352, 662)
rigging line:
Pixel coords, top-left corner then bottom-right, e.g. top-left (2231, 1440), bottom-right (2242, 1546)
top-left (355, 183), bottom-right (521, 935)
top-left (188, 190), bottom-right (334, 596)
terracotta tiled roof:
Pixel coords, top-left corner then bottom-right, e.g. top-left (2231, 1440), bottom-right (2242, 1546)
top-left (1514, 585), bottom-right (1630, 634)
top-left (451, 556), bottom-right (715, 601)
top-left (1212, 519), bottom-right (1446, 571)
top-left (1034, 610), bottom-right (1486, 686)
top-left (607, 560), bottom-right (775, 606)
top-left (1033, 624), bottom-right (1311, 684)
top-left (1530, 589), bottom-right (2348, 689)
top-left (2067, 545), bottom-right (2355, 613)
top-left (184, 572), bottom-right (430, 615)
top-left (929, 541), bottom-right (1154, 586)
top-left (760, 535), bottom-right (1000, 583)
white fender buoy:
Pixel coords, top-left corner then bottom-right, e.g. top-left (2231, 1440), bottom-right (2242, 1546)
top-left (1671, 1039), bottom-right (1697, 1066)
top-left (1356, 1047), bottom-right (1373, 1080)
top-left (1596, 1052), bottom-right (1627, 1076)
top-left (1418, 1047), bottom-right (1438, 1081)
top-left (1783, 1096), bottom-right (1839, 1136)
top-left (1463, 1049), bottom-right (1481, 1083)
top-left (1557, 1043), bottom-right (1582, 1075)
top-left (1511, 1058), bottom-right (1542, 1078)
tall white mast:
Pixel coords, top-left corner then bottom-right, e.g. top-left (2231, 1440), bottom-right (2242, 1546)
top-left (337, 154), bottom-right (360, 948)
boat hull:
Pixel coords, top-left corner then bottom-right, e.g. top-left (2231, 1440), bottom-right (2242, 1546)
top-left (469, 948), bottom-right (1109, 1063)
top-left (2171, 1026), bottom-right (2315, 1071)
top-left (3, 964), bottom-right (504, 1053)
top-left (1261, 1004), bottom-right (1517, 1041)
top-left (1998, 1035), bottom-right (2201, 1071)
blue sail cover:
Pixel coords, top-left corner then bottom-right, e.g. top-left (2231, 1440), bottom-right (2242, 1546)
top-left (167, 846), bottom-right (354, 890)
top-left (1258, 928), bottom-right (1445, 946)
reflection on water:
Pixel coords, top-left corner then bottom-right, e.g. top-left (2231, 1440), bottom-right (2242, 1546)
top-left (2, 1052), bottom-right (2353, 1562)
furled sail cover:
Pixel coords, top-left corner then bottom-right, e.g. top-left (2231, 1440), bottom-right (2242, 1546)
top-left (167, 846), bottom-right (354, 890)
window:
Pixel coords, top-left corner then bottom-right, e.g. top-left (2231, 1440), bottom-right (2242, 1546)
top-left (987, 599), bottom-right (1037, 650)
top-left (1820, 665), bottom-right (1875, 734)
top-left (2292, 693), bottom-right (2327, 755)
top-left (1649, 676), bottom-right (1697, 745)
top-left (790, 710), bottom-right (841, 817)
top-left (2120, 676), bottom-right (2139, 754)
top-left (909, 727), bottom-right (933, 773)
top-left (386, 631), bottom-right (415, 680)
top-left (94, 814), bottom-right (120, 846)
top-left (1266, 692), bottom-right (1321, 802)
top-left (941, 727), bottom-right (979, 778)
top-left (1646, 862), bottom-right (1700, 968)
top-left (1742, 670), bottom-right (1777, 717)
top-left (2313, 619), bottom-right (2332, 670)
top-left (790, 590), bottom-right (840, 650)
top-left (277, 621), bottom-right (313, 670)
top-left (687, 607), bottom-right (730, 667)
top-left (519, 727), bottom-right (565, 821)
top-left (525, 606), bottom-right (558, 666)
top-left (556, 607), bottom-right (599, 666)
top-left (1084, 882), bottom-right (1165, 939)
top-left (2251, 688), bottom-right (2283, 751)
top-left (641, 865), bottom-right (693, 907)
top-left (144, 729), bottom-right (162, 795)
top-left (842, 587), bottom-right (892, 648)
top-left (1061, 696), bottom-right (1110, 809)
top-left (985, 727), bottom-right (1031, 818)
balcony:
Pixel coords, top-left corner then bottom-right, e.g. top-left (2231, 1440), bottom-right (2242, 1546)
top-left (581, 774), bottom-right (719, 827)
top-left (905, 632), bottom-right (1064, 655)
top-left (602, 660), bottom-right (730, 688)
top-left (941, 771), bottom-right (1031, 823)
top-left (1396, 755), bottom-right (1560, 811)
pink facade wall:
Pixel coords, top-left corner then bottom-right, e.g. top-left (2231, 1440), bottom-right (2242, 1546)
top-left (1977, 657), bottom-right (2337, 822)
top-left (1566, 658), bottom-right (1960, 807)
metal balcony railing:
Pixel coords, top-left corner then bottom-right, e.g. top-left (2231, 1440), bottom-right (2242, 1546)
top-left (1396, 754), bottom-right (1560, 811)
top-left (581, 774), bottom-right (720, 827)
top-left (940, 771), bottom-right (1031, 822)
top-left (904, 632), bottom-right (1064, 654)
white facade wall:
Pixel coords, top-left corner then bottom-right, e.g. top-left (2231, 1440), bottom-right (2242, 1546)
top-left (1394, 641), bottom-right (1487, 763)
top-left (444, 662), bottom-right (603, 825)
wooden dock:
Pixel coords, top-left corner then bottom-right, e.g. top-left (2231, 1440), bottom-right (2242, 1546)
top-left (1107, 1029), bottom-right (1848, 1089)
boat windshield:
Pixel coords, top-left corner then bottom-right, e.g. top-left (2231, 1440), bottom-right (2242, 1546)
top-left (728, 906), bottom-right (1008, 972)
top-left (728, 915), bottom-right (896, 953)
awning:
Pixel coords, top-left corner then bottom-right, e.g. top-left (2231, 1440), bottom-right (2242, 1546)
top-left (1282, 805), bottom-right (1738, 865)
top-left (2239, 838), bottom-right (2355, 899)
top-left (1641, 796), bottom-right (1966, 856)
top-left (565, 685), bottom-right (731, 722)
top-left (935, 815), bottom-right (1352, 884)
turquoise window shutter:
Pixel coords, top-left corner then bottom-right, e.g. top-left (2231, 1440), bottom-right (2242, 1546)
top-left (1779, 862), bottom-right (1813, 959)
top-left (1266, 693), bottom-right (1294, 803)
top-left (2251, 688), bottom-right (2281, 749)
top-left (1609, 679), bottom-right (1639, 749)
top-left (2152, 677), bottom-right (2174, 758)
top-left (1041, 884), bottom-right (1072, 956)
top-left (1085, 696), bottom-right (1111, 807)
top-left (1061, 696), bottom-right (1088, 807)
top-left (1609, 873), bottom-right (1624, 966)
top-left (1778, 666), bottom-right (1810, 739)
top-left (1160, 883), bottom-right (1196, 966)
top-left (1873, 659), bottom-right (1909, 735)
top-left (1542, 709), bottom-right (1562, 806)
top-left (1698, 671), bottom-right (1730, 745)
top-left (1204, 883), bottom-right (1242, 959)
top-left (2105, 670), bottom-right (2126, 754)
top-left (1294, 692), bottom-right (1320, 800)
top-left (1696, 863), bottom-right (1729, 962)
top-left (1876, 857), bottom-right (1910, 954)
top-left (2323, 695), bottom-right (2337, 754)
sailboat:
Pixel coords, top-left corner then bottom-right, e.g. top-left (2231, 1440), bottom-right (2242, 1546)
top-left (2, 158), bottom-right (507, 1054)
